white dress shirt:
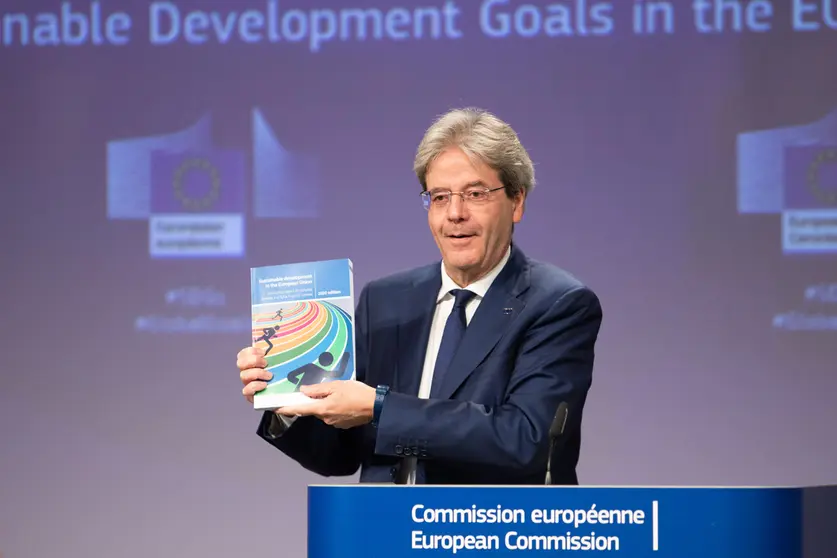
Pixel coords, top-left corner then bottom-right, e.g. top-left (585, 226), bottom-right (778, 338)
top-left (402, 245), bottom-right (511, 484)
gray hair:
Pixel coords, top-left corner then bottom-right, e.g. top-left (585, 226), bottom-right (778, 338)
top-left (413, 107), bottom-right (535, 198)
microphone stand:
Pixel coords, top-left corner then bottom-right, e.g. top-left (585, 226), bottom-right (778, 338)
top-left (544, 402), bottom-right (568, 486)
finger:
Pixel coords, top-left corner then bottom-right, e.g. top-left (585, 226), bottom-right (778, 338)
top-left (300, 382), bottom-right (336, 398)
top-left (236, 346), bottom-right (267, 370)
top-left (275, 405), bottom-right (306, 416)
top-left (243, 381), bottom-right (268, 397)
top-left (324, 416), bottom-right (355, 428)
top-left (240, 368), bottom-right (273, 385)
top-left (276, 401), bottom-right (323, 417)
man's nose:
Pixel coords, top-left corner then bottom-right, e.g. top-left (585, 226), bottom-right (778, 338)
top-left (446, 194), bottom-right (469, 220)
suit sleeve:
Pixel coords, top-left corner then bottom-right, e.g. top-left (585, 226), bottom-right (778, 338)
top-left (255, 285), bottom-right (371, 477)
top-left (373, 285), bottom-right (602, 476)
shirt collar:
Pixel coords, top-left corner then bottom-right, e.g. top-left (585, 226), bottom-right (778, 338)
top-left (437, 245), bottom-right (511, 303)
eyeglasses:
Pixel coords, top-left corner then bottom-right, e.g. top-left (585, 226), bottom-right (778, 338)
top-left (420, 186), bottom-right (504, 210)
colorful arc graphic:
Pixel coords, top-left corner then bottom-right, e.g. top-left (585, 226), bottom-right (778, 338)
top-left (252, 300), bottom-right (354, 396)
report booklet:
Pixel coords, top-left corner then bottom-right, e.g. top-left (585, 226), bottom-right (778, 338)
top-left (250, 258), bottom-right (356, 410)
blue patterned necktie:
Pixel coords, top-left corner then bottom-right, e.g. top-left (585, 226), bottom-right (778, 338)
top-left (430, 288), bottom-right (476, 397)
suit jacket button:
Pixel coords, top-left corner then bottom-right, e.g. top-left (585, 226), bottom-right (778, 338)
top-left (395, 444), bottom-right (403, 454)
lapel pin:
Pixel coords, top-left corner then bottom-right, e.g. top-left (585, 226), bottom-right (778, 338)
top-left (503, 308), bottom-right (513, 314)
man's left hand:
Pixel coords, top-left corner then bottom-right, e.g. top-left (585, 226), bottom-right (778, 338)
top-left (276, 380), bottom-right (376, 429)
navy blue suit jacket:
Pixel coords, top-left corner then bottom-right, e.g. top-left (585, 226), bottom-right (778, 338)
top-left (257, 243), bottom-right (603, 485)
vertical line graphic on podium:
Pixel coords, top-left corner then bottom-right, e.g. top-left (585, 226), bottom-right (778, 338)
top-left (652, 499), bottom-right (659, 551)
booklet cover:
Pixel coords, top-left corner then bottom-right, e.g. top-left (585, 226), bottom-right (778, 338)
top-left (250, 258), bottom-right (355, 410)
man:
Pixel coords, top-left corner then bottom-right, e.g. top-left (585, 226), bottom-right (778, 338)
top-left (237, 107), bottom-right (603, 485)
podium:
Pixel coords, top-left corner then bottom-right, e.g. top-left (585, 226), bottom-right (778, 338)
top-left (308, 484), bottom-right (836, 557)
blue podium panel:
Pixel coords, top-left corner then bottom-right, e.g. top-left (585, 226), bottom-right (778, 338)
top-left (308, 485), bottom-right (836, 558)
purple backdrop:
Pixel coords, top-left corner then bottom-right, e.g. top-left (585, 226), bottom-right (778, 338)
top-left (2, 1), bottom-right (836, 556)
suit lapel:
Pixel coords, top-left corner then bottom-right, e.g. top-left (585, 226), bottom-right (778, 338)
top-left (432, 245), bottom-right (530, 400)
top-left (394, 268), bottom-right (440, 396)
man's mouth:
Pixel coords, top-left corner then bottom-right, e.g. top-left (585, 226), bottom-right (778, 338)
top-left (447, 233), bottom-right (475, 239)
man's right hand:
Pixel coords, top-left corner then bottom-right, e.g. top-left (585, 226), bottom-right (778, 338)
top-left (237, 346), bottom-right (272, 404)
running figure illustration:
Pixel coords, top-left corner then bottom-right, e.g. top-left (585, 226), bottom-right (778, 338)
top-left (255, 325), bottom-right (281, 355)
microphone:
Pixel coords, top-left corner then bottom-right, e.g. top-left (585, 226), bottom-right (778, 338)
top-left (544, 402), bottom-right (569, 486)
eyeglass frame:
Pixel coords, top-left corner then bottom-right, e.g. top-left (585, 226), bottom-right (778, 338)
top-left (420, 185), bottom-right (506, 211)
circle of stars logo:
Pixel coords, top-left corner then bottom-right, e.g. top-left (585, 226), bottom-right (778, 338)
top-left (172, 157), bottom-right (220, 211)
top-left (805, 148), bottom-right (837, 207)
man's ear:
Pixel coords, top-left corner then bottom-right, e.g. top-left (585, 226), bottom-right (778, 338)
top-left (512, 191), bottom-right (526, 224)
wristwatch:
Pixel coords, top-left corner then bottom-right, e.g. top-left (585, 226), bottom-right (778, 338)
top-left (372, 384), bottom-right (390, 427)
